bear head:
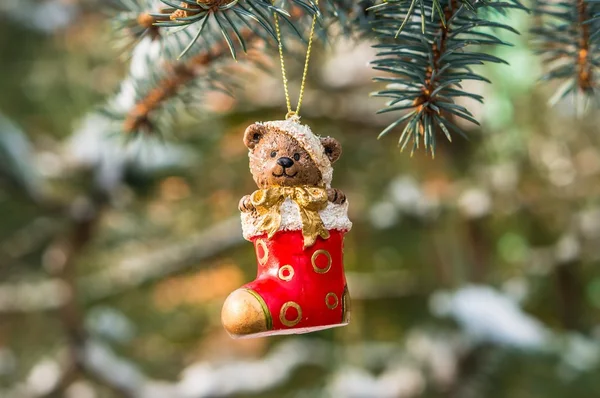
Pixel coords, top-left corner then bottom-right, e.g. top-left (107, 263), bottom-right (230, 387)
top-left (243, 122), bottom-right (341, 188)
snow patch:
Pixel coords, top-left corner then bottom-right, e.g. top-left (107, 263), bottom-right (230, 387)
top-left (430, 285), bottom-right (548, 349)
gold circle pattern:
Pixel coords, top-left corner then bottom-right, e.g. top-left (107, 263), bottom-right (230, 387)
top-left (256, 239), bottom-right (269, 265)
top-left (325, 292), bottom-right (339, 309)
top-left (311, 249), bottom-right (332, 274)
top-left (278, 265), bottom-right (294, 281)
top-left (279, 301), bottom-right (302, 327)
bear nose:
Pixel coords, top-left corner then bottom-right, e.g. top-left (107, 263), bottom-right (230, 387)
top-left (277, 157), bottom-right (294, 168)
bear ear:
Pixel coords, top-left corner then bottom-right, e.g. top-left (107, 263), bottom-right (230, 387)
top-left (320, 137), bottom-right (342, 163)
top-left (243, 123), bottom-right (267, 149)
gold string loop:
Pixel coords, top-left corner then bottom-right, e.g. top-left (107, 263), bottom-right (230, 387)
top-left (273, 0), bottom-right (319, 119)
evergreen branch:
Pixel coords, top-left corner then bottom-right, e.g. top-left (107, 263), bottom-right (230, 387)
top-left (367, 0), bottom-right (485, 38)
top-left (531, 0), bottom-right (600, 105)
top-left (159, 0), bottom-right (318, 57)
top-left (372, 0), bottom-right (521, 157)
top-left (120, 28), bottom-right (259, 134)
top-left (106, 0), bottom-right (371, 138)
top-left (107, 0), bottom-right (319, 136)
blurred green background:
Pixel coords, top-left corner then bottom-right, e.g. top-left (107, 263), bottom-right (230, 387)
top-left (2, 1), bottom-right (600, 398)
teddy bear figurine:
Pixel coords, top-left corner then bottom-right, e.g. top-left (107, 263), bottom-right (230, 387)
top-left (221, 116), bottom-right (352, 338)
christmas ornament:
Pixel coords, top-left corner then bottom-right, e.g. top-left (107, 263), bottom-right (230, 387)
top-left (221, 1), bottom-right (352, 338)
top-left (221, 118), bottom-right (352, 338)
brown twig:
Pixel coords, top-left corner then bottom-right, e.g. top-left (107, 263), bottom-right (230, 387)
top-left (576, 0), bottom-right (593, 92)
top-left (413, 1), bottom-right (459, 126)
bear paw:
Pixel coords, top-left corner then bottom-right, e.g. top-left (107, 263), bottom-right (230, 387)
top-left (239, 195), bottom-right (255, 212)
top-left (327, 188), bottom-right (346, 205)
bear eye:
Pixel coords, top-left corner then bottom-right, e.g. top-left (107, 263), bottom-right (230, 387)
top-left (293, 153), bottom-right (300, 161)
top-left (270, 151), bottom-right (277, 158)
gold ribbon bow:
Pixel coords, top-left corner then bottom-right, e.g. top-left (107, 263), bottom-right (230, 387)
top-left (251, 186), bottom-right (330, 248)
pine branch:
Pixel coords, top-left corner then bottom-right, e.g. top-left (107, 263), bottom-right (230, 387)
top-left (531, 0), bottom-right (600, 106)
top-left (119, 27), bottom-right (259, 134)
top-left (155, 0), bottom-right (319, 58)
top-left (371, 0), bottom-right (523, 157)
top-left (106, 0), bottom-right (327, 136)
top-left (105, 0), bottom-right (378, 138)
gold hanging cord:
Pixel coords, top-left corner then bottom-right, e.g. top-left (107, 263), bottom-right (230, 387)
top-left (273, 0), bottom-right (319, 119)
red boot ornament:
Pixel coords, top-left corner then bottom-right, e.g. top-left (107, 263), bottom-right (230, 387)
top-left (221, 116), bottom-right (352, 338)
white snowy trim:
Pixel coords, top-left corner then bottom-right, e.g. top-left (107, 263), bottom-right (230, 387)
top-left (241, 200), bottom-right (352, 240)
top-left (256, 116), bottom-right (334, 187)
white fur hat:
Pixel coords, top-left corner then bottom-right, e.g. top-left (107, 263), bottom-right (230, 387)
top-left (260, 116), bottom-right (334, 187)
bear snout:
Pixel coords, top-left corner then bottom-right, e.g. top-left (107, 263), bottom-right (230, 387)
top-left (276, 157), bottom-right (294, 168)
top-left (271, 156), bottom-right (299, 181)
